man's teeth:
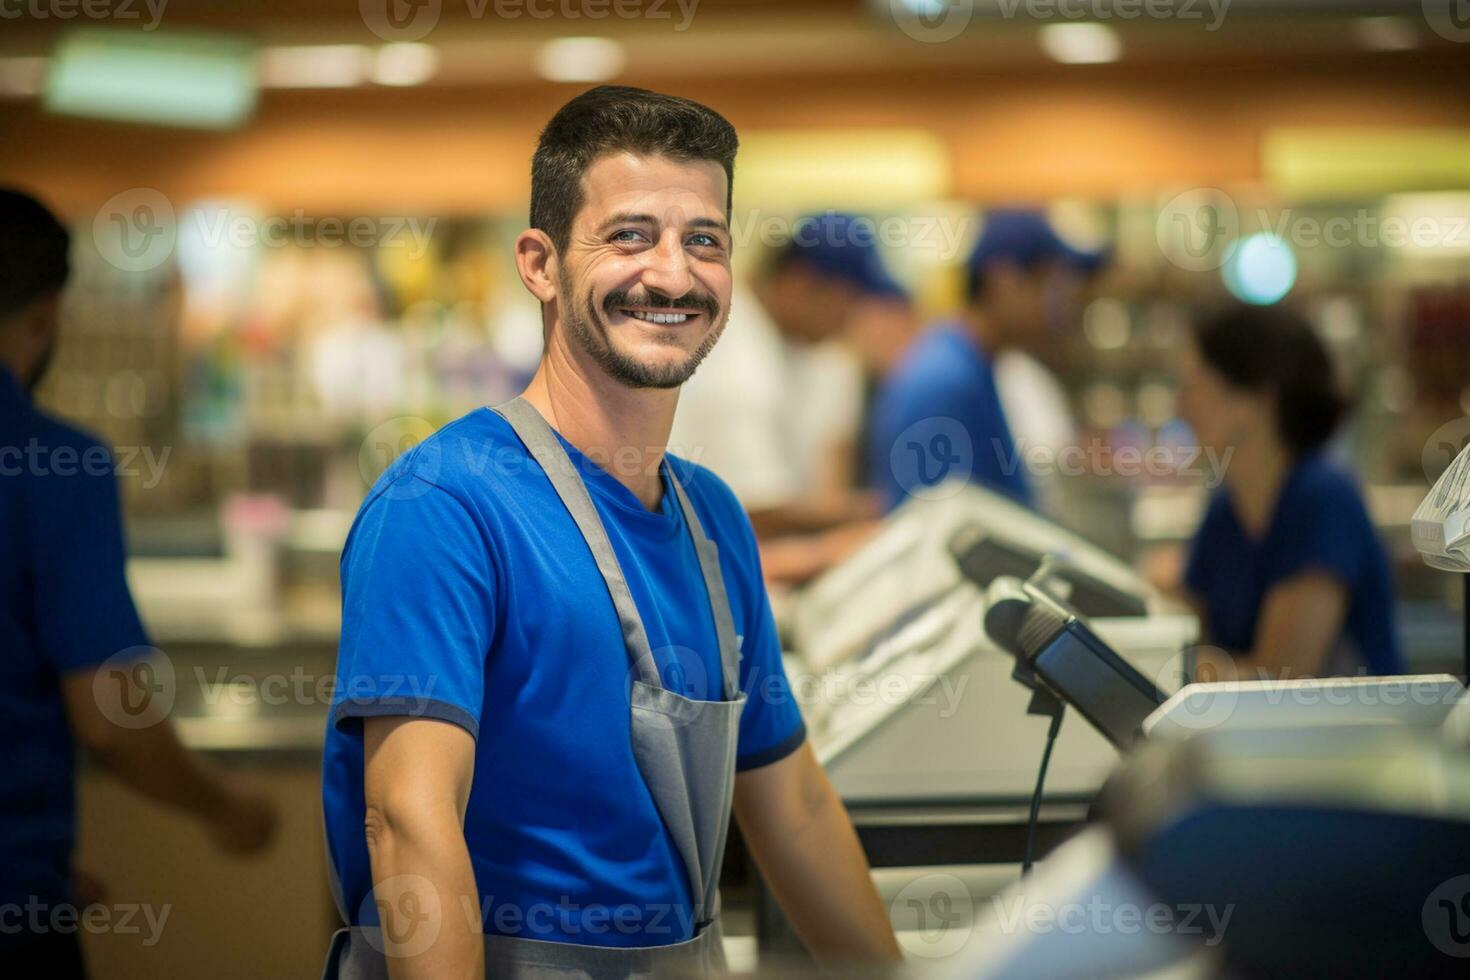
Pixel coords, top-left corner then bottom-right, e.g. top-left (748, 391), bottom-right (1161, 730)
top-left (626, 311), bottom-right (691, 325)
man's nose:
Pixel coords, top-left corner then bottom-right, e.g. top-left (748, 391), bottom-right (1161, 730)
top-left (640, 232), bottom-right (694, 300)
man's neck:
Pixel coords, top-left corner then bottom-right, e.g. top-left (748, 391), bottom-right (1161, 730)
top-left (961, 307), bottom-right (1000, 356)
top-left (520, 333), bottom-right (678, 512)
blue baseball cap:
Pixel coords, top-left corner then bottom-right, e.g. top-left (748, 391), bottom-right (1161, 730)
top-left (784, 212), bottom-right (907, 299)
top-left (967, 209), bottom-right (1106, 276)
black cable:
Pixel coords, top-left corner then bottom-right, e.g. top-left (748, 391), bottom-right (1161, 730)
top-left (1022, 706), bottom-right (1065, 876)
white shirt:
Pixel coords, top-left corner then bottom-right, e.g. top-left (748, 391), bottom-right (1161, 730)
top-left (671, 285), bottom-right (864, 511)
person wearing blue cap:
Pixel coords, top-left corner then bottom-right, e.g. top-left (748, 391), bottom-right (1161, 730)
top-left (867, 209), bottom-right (1103, 511)
top-left (672, 211), bottom-right (909, 545)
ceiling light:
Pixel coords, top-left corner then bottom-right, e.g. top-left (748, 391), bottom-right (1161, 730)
top-left (1039, 23), bottom-right (1122, 65)
top-left (0, 57), bottom-right (48, 97)
top-left (259, 45), bottom-right (372, 88)
top-left (535, 38), bottom-right (625, 83)
top-left (372, 43), bottom-right (439, 86)
top-left (1354, 16), bottom-right (1418, 52)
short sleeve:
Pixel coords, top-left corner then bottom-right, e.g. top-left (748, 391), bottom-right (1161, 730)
top-left (331, 475), bottom-right (496, 740)
top-left (734, 577), bottom-right (807, 772)
top-left (30, 441), bottom-right (151, 673)
top-left (1274, 479), bottom-right (1366, 589)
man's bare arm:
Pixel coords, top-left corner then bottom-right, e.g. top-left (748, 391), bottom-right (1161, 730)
top-left (363, 716), bottom-right (483, 980)
top-left (734, 741), bottom-right (901, 963)
top-left (60, 668), bottom-right (275, 853)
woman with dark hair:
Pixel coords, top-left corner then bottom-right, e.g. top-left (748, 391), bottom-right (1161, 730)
top-left (1176, 303), bottom-right (1402, 678)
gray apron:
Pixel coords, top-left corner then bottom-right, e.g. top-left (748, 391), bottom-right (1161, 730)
top-left (323, 397), bottom-right (746, 980)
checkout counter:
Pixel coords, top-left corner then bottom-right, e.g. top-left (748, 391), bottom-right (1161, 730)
top-left (789, 482), bottom-right (1197, 806)
top-left (940, 572), bottom-right (1470, 979)
top-left (764, 482), bottom-right (1200, 955)
top-left (768, 471), bottom-right (1470, 976)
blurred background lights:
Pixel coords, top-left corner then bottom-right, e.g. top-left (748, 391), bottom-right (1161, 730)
top-left (536, 38), bottom-right (625, 83)
top-left (1039, 23), bottom-right (1123, 65)
top-left (371, 44), bottom-right (440, 87)
top-left (1223, 232), bottom-right (1298, 305)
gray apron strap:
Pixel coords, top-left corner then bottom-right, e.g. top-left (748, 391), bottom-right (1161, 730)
top-left (666, 470), bottom-right (740, 702)
top-left (493, 397), bottom-right (663, 690)
top-left (493, 397), bottom-right (742, 700)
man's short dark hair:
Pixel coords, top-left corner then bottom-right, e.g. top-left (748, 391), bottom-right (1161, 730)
top-left (530, 85), bottom-right (738, 255)
top-left (0, 187), bottom-right (70, 320)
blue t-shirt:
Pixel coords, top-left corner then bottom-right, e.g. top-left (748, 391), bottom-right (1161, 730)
top-left (322, 407), bottom-right (806, 948)
top-left (1184, 453), bottom-right (1402, 675)
top-left (0, 367), bottom-right (151, 914)
top-left (867, 322), bottom-right (1033, 512)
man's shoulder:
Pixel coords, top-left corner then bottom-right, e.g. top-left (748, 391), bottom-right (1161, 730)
top-left (5, 402), bottom-right (113, 457)
top-left (886, 324), bottom-right (989, 397)
top-left (354, 407), bottom-right (535, 524)
top-left (668, 455), bottom-right (756, 550)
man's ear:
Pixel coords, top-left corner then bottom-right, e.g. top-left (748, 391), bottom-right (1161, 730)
top-left (515, 229), bottom-right (559, 305)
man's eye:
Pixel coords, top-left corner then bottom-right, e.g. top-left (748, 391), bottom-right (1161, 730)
top-left (611, 229), bottom-right (649, 244)
top-left (687, 233), bottom-right (723, 249)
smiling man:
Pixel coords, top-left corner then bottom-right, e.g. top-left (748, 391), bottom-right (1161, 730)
top-left (321, 86), bottom-right (900, 978)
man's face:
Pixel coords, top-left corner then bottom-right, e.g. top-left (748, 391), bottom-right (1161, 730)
top-left (555, 152), bottom-right (732, 390)
top-left (765, 263), bottom-right (857, 345)
top-left (1, 294), bottom-right (62, 391)
top-left (986, 260), bottom-right (1085, 350)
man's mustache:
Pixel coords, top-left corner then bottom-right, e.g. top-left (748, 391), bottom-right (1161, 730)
top-left (603, 288), bottom-right (720, 320)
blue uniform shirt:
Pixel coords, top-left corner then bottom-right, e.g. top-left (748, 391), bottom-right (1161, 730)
top-left (1184, 453), bottom-right (1402, 675)
top-left (0, 366), bottom-right (151, 913)
top-left (867, 322), bottom-right (1033, 512)
top-left (322, 408), bottom-right (806, 948)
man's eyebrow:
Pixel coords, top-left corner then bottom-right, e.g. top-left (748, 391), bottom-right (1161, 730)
top-left (687, 216), bottom-right (730, 235)
top-left (598, 212), bottom-right (658, 232)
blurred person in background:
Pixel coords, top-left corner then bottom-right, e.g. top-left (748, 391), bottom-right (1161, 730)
top-left (868, 209), bottom-right (1101, 512)
top-left (0, 188), bottom-right (276, 978)
top-left (670, 212), bottom-right (904, 539)
top-left (1170, 303), bottom-right (1402, 679)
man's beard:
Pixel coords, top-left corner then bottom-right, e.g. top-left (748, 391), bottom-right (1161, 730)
top-left (25, 335), bottom-right (57, 392)
top-left (560, 271), bottom-right (725, 390)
